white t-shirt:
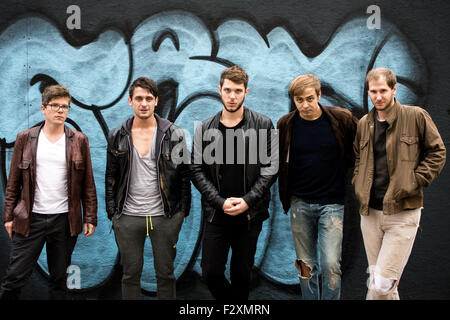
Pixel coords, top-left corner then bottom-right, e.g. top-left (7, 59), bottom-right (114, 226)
top-left (32, 131), bottom-right (69, 214)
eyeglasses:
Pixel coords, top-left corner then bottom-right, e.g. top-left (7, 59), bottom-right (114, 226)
top-left (46, 103), bottom-right (70, 112)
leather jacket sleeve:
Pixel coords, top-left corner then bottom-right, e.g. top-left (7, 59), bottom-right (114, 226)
top-left (172, 127), bottom-right (192, 216)
top-left (80, 134), bottom-right (98, 226)
top-left (190, 124), bottom-right (226, 210)
top-left (242, 119), bottom-right (278, 209)
top-left (105, 130), bottom-right (119, 220)
top-left (179, 162), bottom-right (191, 216)
top-left (3, 132), bottom-right (25, 223)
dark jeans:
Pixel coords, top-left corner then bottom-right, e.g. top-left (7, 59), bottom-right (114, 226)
top-left (201, 220), bottom-right (263, 300)
top-left (0, 212), bottom-right (77, 300)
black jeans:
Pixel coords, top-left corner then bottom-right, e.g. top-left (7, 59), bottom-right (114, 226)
top-left (0, 212), bottom-right (77, 300)
top-left (201, 220), bottom-right (262, 300)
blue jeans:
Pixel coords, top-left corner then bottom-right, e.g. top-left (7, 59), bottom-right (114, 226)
top-left (290, 196), bottom-right (344, 300)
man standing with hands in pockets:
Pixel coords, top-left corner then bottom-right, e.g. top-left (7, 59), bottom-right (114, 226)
top-left (353, 68), bottom-right (445, 299)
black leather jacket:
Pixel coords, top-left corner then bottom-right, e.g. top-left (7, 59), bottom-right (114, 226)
top-left (190, 107), bottom-right (278, 224)
top-left (105, 114), bottom-right (191, 220)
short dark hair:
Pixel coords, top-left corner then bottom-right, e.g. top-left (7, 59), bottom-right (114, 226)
top-left (42, 85), bottom-right (71, 106)
top-left (129, 77), bottom-right (158, 98)
top-left (365, 68), bottom-right (397, 89)
top-left (220, 65), bottom-right (249, 88)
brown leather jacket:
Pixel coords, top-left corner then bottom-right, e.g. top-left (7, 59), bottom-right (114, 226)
top-left (277, 105), bottom-right (358, 213)
top-left (3, 124), bottom-right (98, 237)
top-left (352, 99), bottom-right (446, 215)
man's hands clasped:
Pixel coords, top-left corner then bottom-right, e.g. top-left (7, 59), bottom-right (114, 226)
top-left (222, 197), bottom-right (249, 216)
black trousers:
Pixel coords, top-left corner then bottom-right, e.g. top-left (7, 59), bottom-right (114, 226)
top-left (201, 220), bottom-right (262, 300)
top-left (0, 212), bottom-right (77, 300)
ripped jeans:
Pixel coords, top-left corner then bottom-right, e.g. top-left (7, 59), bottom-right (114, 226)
top-left (290, 196), bottom-right (344, 300)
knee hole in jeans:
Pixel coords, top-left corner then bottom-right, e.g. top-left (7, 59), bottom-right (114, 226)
top-left (373, 272), bottom-right (395, 295)
top-left (295, 259), bottom-right (312, 279)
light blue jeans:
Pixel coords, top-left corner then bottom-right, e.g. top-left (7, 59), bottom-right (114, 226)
top-left (290, 196), bottom-right (344, 300)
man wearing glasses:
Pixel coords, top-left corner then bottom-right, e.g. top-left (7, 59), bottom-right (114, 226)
top-left (0, 85), bottom-right (98, 300)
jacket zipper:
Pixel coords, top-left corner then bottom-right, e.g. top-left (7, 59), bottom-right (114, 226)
top-left (157, 132), bottom-right (171, 215)
top-left (366, 121), bottom-right (375, 214)
top-left (209, 164), bottom-right (220, 223)
top-left (113, 147), bottom-right (127, 213)
top-left (160, 174), bottom-right (171, 213)
top-left (113, 148), bottom-right (126, 213)
top-left (382, 125), bottom-right (393, 214)
top-left (117, 135), bottom-right (132, 217)
top-left (243, 132), bottom-right (250, 226)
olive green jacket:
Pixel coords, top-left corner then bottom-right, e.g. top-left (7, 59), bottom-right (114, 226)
top-left (352, 99), bottom-right (446, 215)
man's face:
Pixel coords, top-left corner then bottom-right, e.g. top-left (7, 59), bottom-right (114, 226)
top-left (293, 87), bottom-right (322, 120)
top-left (368, 76), bottom-right (397, 112)
top-left (128, 86), bottom-right (158, 120)
top-left (41, 96), bottom-right (70, 126)
top-left (218, 79), bottom-right (249, 113)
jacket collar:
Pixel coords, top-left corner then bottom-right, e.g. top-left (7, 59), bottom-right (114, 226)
top-left (320, 103), bottom-right (339, 126)
top-left (284, 103), bottom-right (331, 125)
top-left (211, 106), bottom-right (248, 128)
top-left (155, 113), bottom-right (172, 133)
top-left (29, 123), bottom-right (74, 138)
top-left (122, 114), bottom-right (172, 135)
top-left (28, 123), bottom-right (74, 173)
top-left (368, 98), bottom-right (401, 125)
top-left (121, 114), bottom-right (173, 161)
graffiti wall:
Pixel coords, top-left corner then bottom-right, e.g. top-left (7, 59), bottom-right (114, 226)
top-left (0, 0), bottom-right (449, 300)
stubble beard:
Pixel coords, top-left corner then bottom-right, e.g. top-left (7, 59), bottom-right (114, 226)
top-left (222, 99), bottom-right (244, 113)
top-left (374, 96), bottom-right (395, 112)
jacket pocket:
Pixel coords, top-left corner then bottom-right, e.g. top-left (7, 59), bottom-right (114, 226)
top-left (18, 160), bottom-right (31, 189)
top-left (353, 139), bottom-right (369, 185)
top-left (400, 136), bottom-right (419, 162)
top-left (12, 199), bottom-right (29, 235)
top-left (394, 170), bottom-right (420, 200)
top-left (72, 160), bottom-right (86, 190)
top-left (360, 139), bottom-right (369, 150)
top-left (111, 148), bottom-right (127, 158)
top-left (358, 139), bottom-right (369, 163)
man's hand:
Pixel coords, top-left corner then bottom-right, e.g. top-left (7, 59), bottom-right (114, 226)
top-left (4, 221), bottom-right (13, 240)
top-left (222, 198), bottom-right (238, 212)
top-left (84, 223), bottom-right (95, 237)
top-left (223, 197), bottom-right (249, 216)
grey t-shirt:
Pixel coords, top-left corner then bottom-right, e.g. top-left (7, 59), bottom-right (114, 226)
top-left (122, 130), bottom-right (165, 217)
